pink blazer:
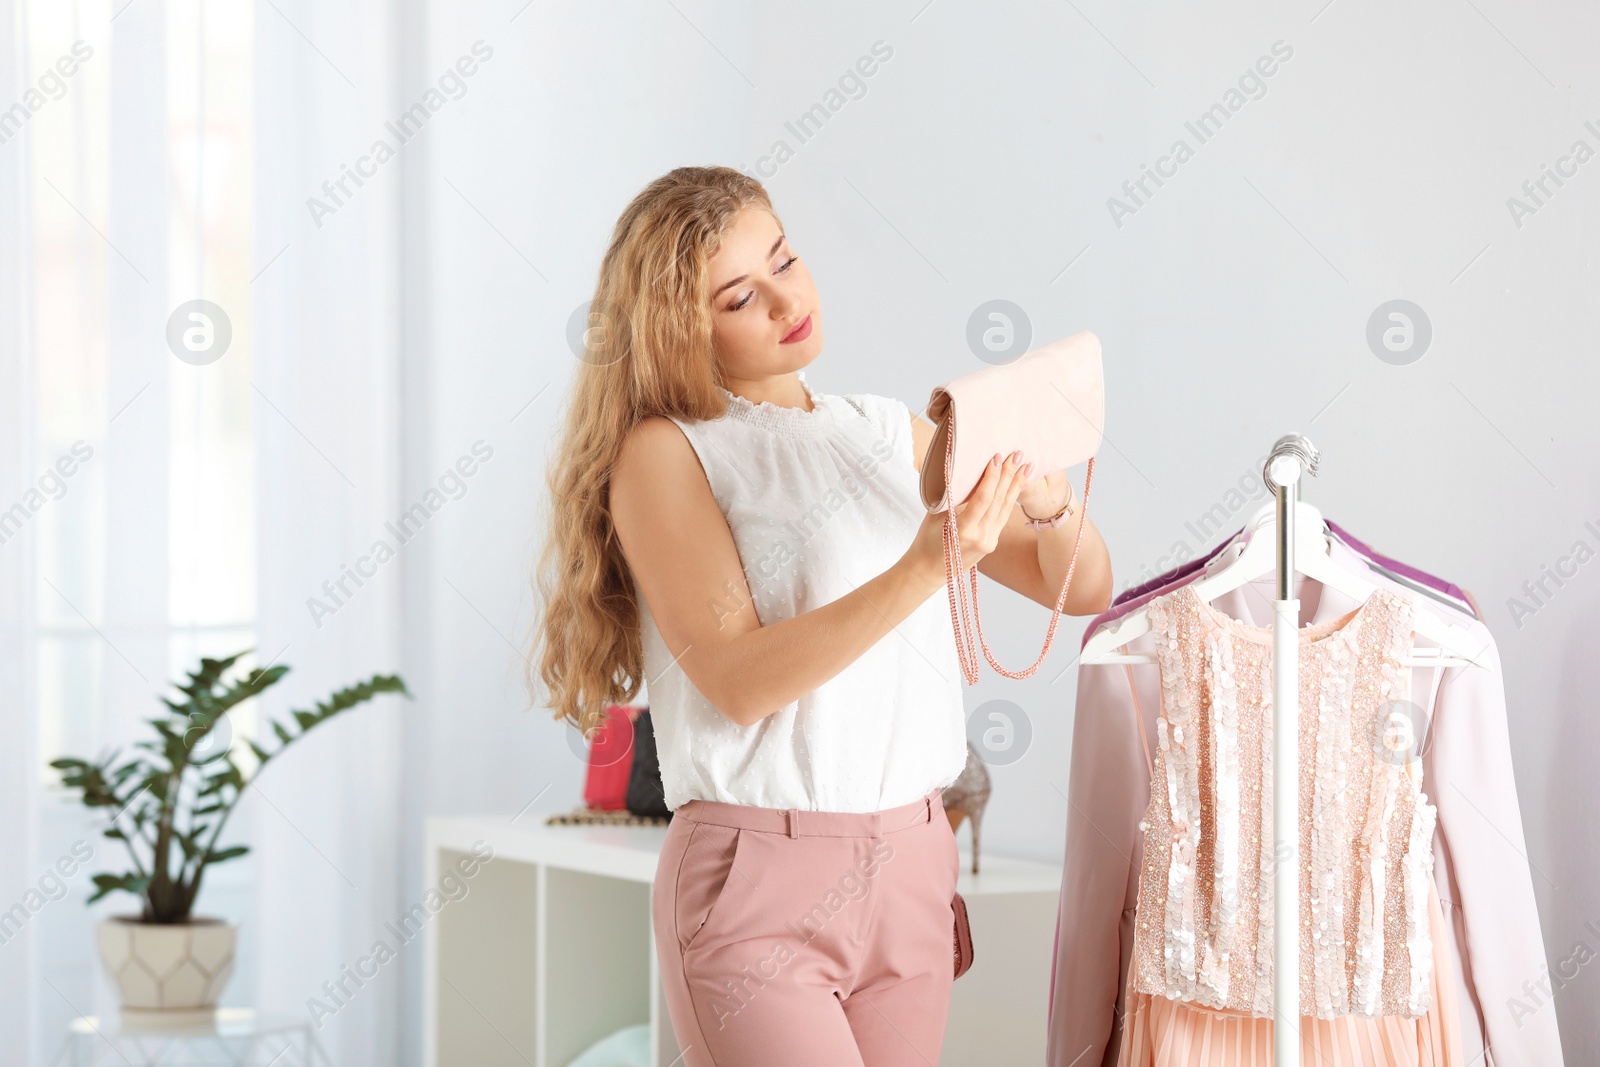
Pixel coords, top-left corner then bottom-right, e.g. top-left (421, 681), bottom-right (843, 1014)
top-left (1045, 536), bottom-right (1564, 1067)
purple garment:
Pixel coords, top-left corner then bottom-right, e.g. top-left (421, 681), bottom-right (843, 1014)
top-left (1084, 519), bottom-right (1477, 650)
top-left (1324, 517), bottom-right (1473, 606)
top-left (1107, 526), bottom-right (1245, 608)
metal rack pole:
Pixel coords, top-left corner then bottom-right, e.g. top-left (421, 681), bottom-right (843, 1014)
top-left (1265, 435), bottom-right (1317, 1067)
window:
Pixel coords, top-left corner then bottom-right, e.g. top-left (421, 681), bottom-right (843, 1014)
top-left (26, 0), bottom-right (259, 780)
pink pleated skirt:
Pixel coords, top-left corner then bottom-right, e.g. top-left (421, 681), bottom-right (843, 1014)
top-left (1116, 883), bottom-right (1464, 1066)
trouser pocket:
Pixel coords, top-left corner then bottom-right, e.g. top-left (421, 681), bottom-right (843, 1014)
top-left (676, 822), bottom-right (748, 954)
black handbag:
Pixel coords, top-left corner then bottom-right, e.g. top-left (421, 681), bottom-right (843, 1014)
top-left (624, 709), bottom-right (672, 820)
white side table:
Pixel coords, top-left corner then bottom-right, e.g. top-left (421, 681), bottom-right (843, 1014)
top-left (58, 1008), bottom-right (328, 1066)
top-left (424, 813), bottom-right (1061, 1067)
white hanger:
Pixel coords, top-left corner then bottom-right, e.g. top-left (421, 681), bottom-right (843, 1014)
top-left (1080, 501), bottom-right (1488, 668)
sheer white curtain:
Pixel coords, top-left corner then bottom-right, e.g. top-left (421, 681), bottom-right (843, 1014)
top-left (1, 1), bottom-right (40, 1059)
top-left (3, 0), bottom-right (175, 1059)
top-left (2, 0), bottom-right (406, 1061)
top-left (250, 0), bottom-right (405, 1062)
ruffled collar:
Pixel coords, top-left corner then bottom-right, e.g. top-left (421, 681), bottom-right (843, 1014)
top-left (716, 371), bottom-right (838, 438)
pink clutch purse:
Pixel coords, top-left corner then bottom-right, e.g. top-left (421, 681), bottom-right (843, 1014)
top-left (921, 331), bottom-right (1105, 683)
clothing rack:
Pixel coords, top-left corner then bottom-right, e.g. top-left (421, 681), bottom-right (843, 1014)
top-left (1263, 434), bottom-right (1318, 1067)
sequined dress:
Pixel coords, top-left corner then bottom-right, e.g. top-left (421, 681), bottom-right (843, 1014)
top-left (1117, 584), bottom-right (1464, 1065)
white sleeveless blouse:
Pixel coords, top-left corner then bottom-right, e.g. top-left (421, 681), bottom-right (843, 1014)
top-left (634, 370), bottom-right (968, 813)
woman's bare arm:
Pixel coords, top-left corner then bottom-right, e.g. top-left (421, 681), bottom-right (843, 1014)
top-left (612, 417), bottom-right (1023, 727)
top-left (909, 411), bottom-right (1113, 614)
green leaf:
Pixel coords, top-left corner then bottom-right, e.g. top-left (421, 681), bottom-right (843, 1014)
top-left (185, 652), bottom-right (247, 696)
top-left (140, 770), bottom-right (170, 802)
top-left (86, 873), bottom-right (151, 905)
top-left (204, 845), bottom-right (249, 865)
top-left (111, 762), bottom-right (144, 784)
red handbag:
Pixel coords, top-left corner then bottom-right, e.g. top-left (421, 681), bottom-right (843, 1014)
top-left (581, 704), bottom-right (639, 811)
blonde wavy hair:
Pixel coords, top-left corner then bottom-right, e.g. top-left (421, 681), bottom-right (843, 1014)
top-left (525, 165), bottom-right (778, 738)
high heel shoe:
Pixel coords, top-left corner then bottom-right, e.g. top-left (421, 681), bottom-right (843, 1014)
top-left (941, 741), bottom-right (991, 874)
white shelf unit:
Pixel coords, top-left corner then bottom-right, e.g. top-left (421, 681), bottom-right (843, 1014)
top-left (423, 813), bottom-right (1062, 1067)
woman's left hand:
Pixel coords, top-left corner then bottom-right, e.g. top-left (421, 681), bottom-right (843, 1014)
top-left (1015, 461), bottom-right (1070, 521)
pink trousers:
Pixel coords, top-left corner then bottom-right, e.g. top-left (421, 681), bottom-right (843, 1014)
top-left (652, 786), bottom-right (960, 1067)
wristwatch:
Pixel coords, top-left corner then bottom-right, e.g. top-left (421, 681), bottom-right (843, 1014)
top-left (1021, 480), bottom-right (1075, 530)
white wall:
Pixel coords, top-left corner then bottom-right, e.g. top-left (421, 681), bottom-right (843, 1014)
top-left (402, 1), bottom-right (1599, 1061)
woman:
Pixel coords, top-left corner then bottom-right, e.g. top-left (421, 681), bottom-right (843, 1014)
top-left (531, 165), bottom-right (1112, 1066)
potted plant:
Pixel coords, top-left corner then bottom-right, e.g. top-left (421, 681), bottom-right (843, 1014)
top-left (51, 651), bottom-right (408, 1020)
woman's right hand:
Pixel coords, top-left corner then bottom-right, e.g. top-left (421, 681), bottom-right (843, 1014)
top-left (904, 451), bottom-right (1033, 587)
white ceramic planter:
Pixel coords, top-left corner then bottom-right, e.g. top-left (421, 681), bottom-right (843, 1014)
top-left (97, 916), bottom-right (237, 1014)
